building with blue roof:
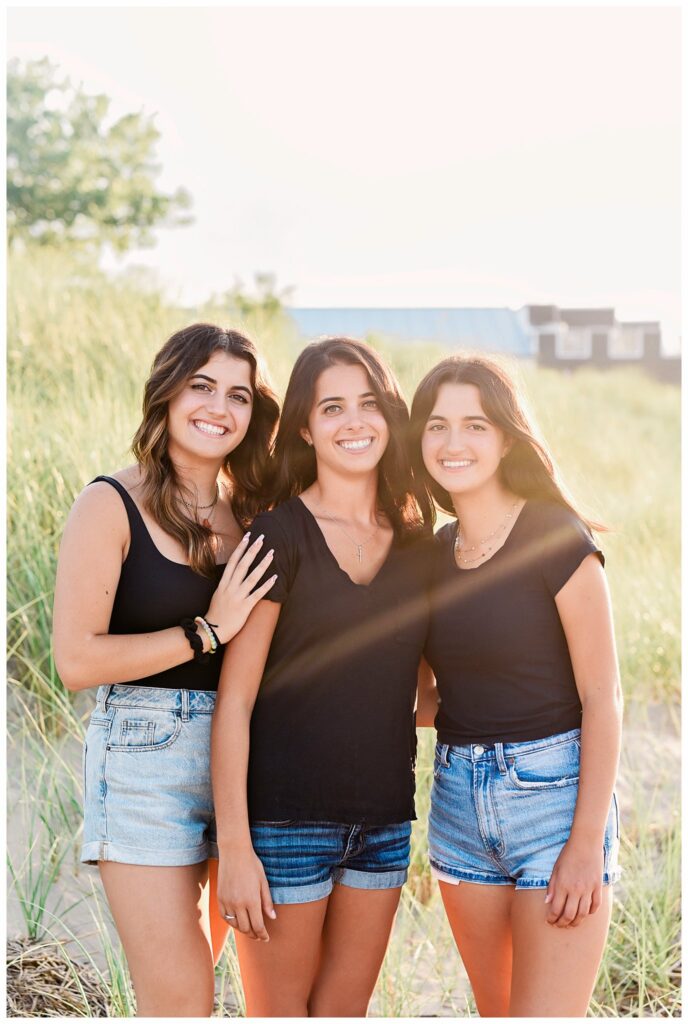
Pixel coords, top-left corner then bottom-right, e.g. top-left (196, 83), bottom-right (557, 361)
top-left (286, 307), bottom-right (534, 357)
top-left (285, 305), bottom-right (678, 383)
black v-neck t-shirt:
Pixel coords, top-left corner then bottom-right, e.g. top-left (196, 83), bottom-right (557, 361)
top-left (424, 499), bottom-right (604, 745)
top-left (246, 497), bottom-right (430, 825)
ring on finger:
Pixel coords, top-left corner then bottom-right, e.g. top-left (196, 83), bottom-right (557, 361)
top-left (223, 912), bottom-right (237, 921)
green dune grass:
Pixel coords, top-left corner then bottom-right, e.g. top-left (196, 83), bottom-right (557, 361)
top-left (7, 246), bottom-right (680, 1015)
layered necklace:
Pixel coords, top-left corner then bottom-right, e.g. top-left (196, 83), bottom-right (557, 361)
top-left (315, 505), bottom-right (381, 564)
top-left (454, 500), bottom-right (521, 566)
top-left (177, 484), bottom-right (220, 530)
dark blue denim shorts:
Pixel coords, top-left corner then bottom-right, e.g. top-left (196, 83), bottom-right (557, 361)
top-left (250, 819), bottom-right (412, 904)
top-left (429, 728), bottom-right (621, 889)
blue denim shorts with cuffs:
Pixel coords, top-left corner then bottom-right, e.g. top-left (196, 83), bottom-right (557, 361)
top-left (429, 728), bottom-right (621, 889)
top-left (250, 819), bottom-right (412, 904)
top-left (81, 684), bottom-right (219, 866)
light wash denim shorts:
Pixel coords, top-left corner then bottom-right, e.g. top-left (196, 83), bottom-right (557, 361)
top-left (249, 820), bottom-right (412, 904)
top-left (81, 684), bottom-right (219, 866)
top-left (429, 728), bottom-right (621, 889)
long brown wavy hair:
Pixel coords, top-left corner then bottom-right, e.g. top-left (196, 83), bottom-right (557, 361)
top-left (267, 337), bottom-right (431, 540)
top-left (409, 354), bottom-right (603, 531)
top-left (132, 323), bottom-right (280, 576)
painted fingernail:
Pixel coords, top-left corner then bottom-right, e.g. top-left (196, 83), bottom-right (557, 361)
top-left (242, 533), bottom-right (250, 543)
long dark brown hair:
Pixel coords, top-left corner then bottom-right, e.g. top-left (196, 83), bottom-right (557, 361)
top-left (268, 337), bottom-right (431, 540)
top-left (409, 354), bottom-right (603, 531)
top-left (132, 323), bottom-right (280, 576)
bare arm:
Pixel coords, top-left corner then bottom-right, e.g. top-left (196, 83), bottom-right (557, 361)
top-left (561, 555), bottom-right (623, 843)
top-left (415, 656), bottom-right (439, 727)
top-left (546, 552), bottom-right (623, 926)
top-left (211, 599), bottom-right (281, 941)
top-left (53, 482), bottom-right (275, 691)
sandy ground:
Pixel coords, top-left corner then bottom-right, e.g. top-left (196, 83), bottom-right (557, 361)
top-left (6, 691), bottom-right (679, 1017)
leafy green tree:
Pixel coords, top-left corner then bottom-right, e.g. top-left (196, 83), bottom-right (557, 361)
top-left (7, 58), bottom-right (192, 251)
top-left (224, 273), bottom-right (295, 323)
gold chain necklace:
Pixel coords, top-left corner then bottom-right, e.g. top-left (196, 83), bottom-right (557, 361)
top-left (177, 484), bottom-right (220, 529)
top-left (454, 500), bottom-right (520, 565)
top-left (315, 506), bottom-right (381, 564)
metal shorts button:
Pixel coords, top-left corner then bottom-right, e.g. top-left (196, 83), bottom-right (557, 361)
top-left (473, 745), bottom-right (485, 756)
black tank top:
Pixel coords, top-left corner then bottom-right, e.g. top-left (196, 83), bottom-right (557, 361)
top-left (92, 476), bottom-right (225, 691)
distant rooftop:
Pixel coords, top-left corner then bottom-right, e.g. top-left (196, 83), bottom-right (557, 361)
top-left (559, 308), bottom-right (616, 327)
top-left (287, 307), bottom-right (532, 356)
top-left (527, 306), bottom-right (618, 327)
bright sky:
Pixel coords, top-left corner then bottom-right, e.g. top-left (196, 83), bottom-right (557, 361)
top-left (8, 5), bottom-right (682, 347)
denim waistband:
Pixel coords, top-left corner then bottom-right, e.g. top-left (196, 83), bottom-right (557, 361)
top-left (95, 684), bottom-right (217, 715)
top-left (441, 727), bottom-right (581, 765)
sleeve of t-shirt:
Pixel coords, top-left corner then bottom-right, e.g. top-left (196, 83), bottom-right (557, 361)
top-left (246, 510), bottom-right (296, 603)
top-left (538, 503), bottom-right (604, 597)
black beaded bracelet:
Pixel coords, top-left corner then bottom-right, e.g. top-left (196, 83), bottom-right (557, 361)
top-left (180, 617), bottom-right (210, 664)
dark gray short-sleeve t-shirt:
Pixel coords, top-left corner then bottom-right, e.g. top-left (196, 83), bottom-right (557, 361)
top-left (424, 499), bottom-right (604, 745)
top-left (246, 497), bottom-right (430, 825)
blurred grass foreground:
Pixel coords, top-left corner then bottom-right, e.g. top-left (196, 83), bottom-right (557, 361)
top-left (7, 246), bottom-right (681, 1016)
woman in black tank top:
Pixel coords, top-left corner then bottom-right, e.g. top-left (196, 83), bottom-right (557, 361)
top-left (52, 323), bottom-right (279, 1017)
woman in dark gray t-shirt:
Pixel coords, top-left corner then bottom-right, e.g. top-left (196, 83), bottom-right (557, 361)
top-left (409, 355), bottom-right (622, 1018)
top-left (211, 338), bottom-right (433, 1017)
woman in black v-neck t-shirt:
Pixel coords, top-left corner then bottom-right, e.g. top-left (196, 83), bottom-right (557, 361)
top-left (211, 338), bottom-right (432, 1018)
top-left (409, 355), bottom-right (622, 1018)
top-left (246, 495), bottom-right (428, 825)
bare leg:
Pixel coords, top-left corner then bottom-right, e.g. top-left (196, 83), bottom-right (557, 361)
top-left (235, 897), bottom-right (329, 1016)
top-left (308, 883), bottom-right (402, 1017)
top-left (509, 887), bottom-right (613, 1016)
top-left (99, 860), bottom-right (217, 1017)
top-left (207, 858), bottom-right (231, 964)
top-left (438, 880), bottom-right (514, 1017)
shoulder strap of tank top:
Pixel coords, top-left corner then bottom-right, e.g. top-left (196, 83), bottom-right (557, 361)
top-left (89, 475), bottom-right (147, 540)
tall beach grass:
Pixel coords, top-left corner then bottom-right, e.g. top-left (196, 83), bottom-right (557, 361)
top-left (7, 246), bottom-right (681, 1015)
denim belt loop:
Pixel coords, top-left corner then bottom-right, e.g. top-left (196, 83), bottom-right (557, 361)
top-left (439, 743), bottom-right (450, 768)
top-left (98, 684), bottom-right (113, 711)
top-left (495, 742), bottom-right (508, 775)
top-left (181, 689), bottom-right (190, 722)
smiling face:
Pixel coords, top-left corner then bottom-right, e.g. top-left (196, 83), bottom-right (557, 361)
top-left (301, 362), bottom-right (389, 478)
top-left (421, 382), bottom-right (512, 498)
top-left (166, 351), bottom-right (254, 466)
